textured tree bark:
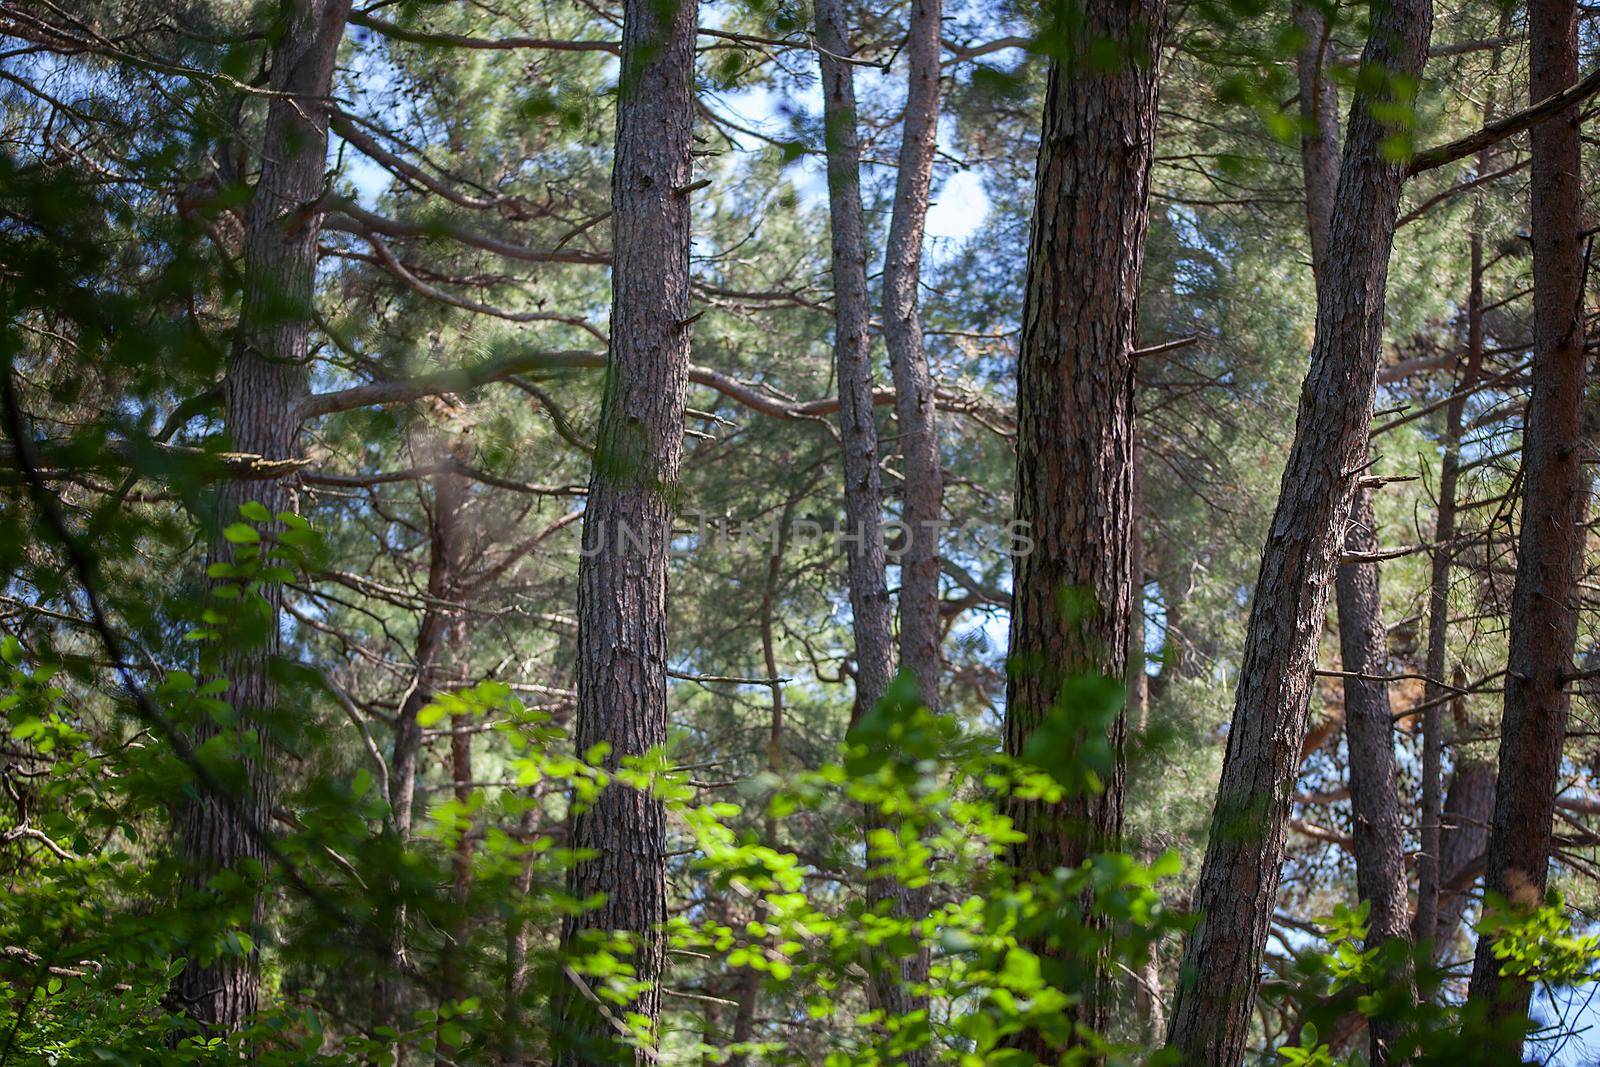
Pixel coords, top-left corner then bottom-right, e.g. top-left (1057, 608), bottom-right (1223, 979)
top-left (1138, 950), bottom-right (1167, 1049)
top-left (1333, 490), bottom-right (1412, 1064)
top-left (1295, 18), bottom-right (1414, 1048)
top-left (1335, 508), bottom-right (1405, 946)
top-left (174, 0), bottom-right (350, 1033)
top-left (1293, 1), bottom-right (1341, 274)
top-left (1003, 0), bottom-right (1165, 1051)
top-left (551, 0), bottom-right (695, 1058)
top-left (1164, 0), bottom-right (1431, 1056)
top-left (1467, 0), bottom-right (1589, 1033)
top-left (882, 0), bottom-right (944, 712)
top-left (1434, 750), bottom-right (1495, 950)
top-left (822, 2), bottom-right (927, 1054)
top-left (815, 0), bottom-right (894, 724)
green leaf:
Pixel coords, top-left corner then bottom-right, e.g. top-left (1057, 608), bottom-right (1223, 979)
top-left (158, 670), bottom-right (197, 695)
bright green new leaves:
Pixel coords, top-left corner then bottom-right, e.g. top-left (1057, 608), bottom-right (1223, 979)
top-left (1480, 890), bottom-right (1600, 987)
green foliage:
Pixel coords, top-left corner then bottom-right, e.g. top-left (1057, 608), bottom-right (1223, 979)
top-left (1, 0), bottom-right (1595, 1061)
top-left (0, 605), bottom-right (1196, 1063)
top-left (1479, 891), bottom-right (1600, 988)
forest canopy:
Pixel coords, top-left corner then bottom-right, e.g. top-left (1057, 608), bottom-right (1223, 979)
top-left (0, 0), bottom-right (1598, 1063)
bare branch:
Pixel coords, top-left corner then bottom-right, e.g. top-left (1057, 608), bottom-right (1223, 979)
top-left (1409, 65), bottom-right (1600, 175)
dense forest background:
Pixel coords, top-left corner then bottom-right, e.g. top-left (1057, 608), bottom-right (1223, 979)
top-left (0, 0), bottom-right (1597, 1062)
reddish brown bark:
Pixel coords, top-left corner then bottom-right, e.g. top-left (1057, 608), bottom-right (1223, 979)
top-left (1165, 0), bottom-right (1432, 1055)
top-left (1293, 0), bottom-right (1341, 271)
top-left (1467, 0), bottom-right (1589, 1034)
top-left (551, 0), bottom-right (696, 1059)
top-left (1003, 0), bottom-right (1165, 1050)
top-left (1334, 490), bottom-right (1412, 1064)
top-left (174, 0), bottom-right (350, 1033)
top-left (1435, 751), bottom-right (1495, 950)
top-left (1295, 13), bottom-right (1413, 1050)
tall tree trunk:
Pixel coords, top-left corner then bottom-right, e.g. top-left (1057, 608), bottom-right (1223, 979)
top-left (1139, 950), bottom-right (1167, 1047)
top-left (1293, 1), bottom-right (1341, 274)
top-left (815, 0), bottom-right (894, 724)
top-left (823, 1), bottom-right (936, 1056)
top-left (1295, 14), bottom-right (1414, 1044)
top-left (1003, 0), bottom-right (1165, 1052)
top-left (1467, 0), bottom-right (1589, 1033)
top-left (882, 0), bottom-right (944, 711)
top-left (1164, 0), bottom-right (1432, 1056)
top-left (1334, 490), bottom-right (1412, 1063)
top-left (551, 0), bottom-right (696, 1057)
top-left (1331, 495), bottom-right (1408, 940)
top-left (379, 455), bottom-right (468, 1055)
top-left (1435, 747), bottom-right (1495, 950)
top-left (174, 0), bottom-right (350, 1033)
